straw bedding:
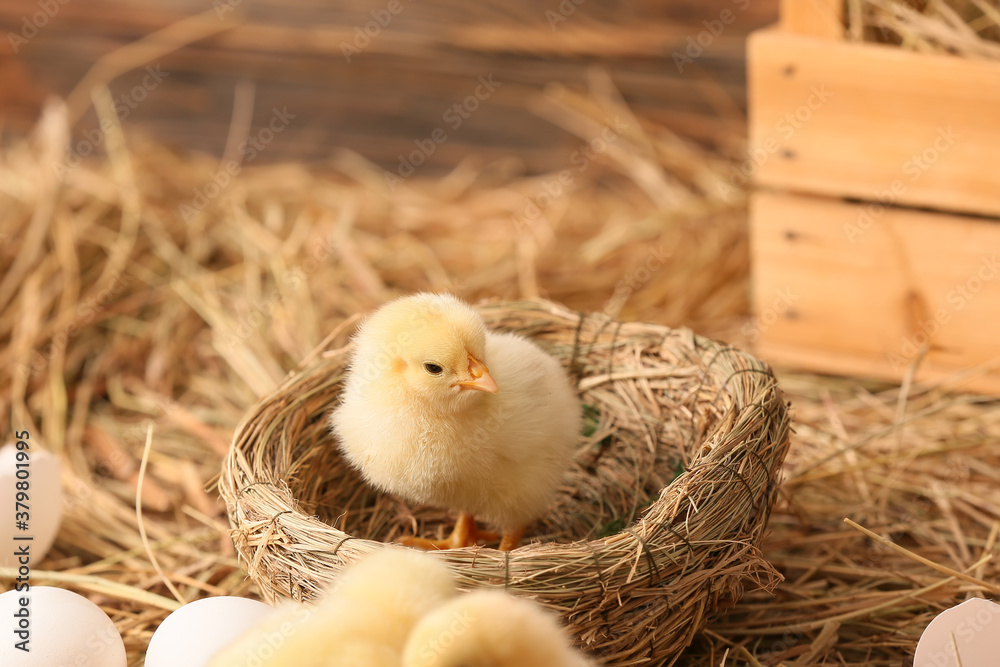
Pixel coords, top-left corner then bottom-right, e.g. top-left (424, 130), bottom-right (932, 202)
top-left (1, 25), bottom-right (999, 665)
top-left (220, 298), bottom-right (789, 663)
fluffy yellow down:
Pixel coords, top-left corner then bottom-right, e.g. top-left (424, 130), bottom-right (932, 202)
top-left (330, 293), bottom-right (581, 539)
top-left (207, 549), bottom-right (456, 667)
top-left (403, 590), bottom-right (593, 667)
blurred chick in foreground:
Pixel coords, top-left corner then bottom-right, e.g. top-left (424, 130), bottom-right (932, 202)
top-left (330, 293), bottom-right (581, 551)
top-left (207, 549), bottom-right (457, 667)
top-left (209, 550), bottom-right (591, 667)
top-left (403, 590), bottom-right (593, 667)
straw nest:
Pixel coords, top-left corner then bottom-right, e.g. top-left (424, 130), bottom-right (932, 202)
top-left (220, 298), bottom-right (790, 664)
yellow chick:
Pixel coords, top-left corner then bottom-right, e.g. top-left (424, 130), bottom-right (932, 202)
top-left (331, 547), bottom-right (457, 647)
top-left (402, 590), bottom-right (593, 667)
top-left (208, 549), bottom-right (457, 667)
top-left (329, 293), bottom-right (581, 551)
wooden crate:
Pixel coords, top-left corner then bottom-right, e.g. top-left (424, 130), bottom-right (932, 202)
top-left (747, 0), bottom-right (1000, 393)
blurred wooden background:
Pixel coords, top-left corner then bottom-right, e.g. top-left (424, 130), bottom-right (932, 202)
top-left (0, 0), bottom-right (777, 172)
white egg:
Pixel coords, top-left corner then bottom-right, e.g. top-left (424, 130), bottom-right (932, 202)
top-left (914, 597), bottom-right (1000, 667)
top-left (145, 596), bottom-right (276, 667)
top-left (0, 441), bottom-right (63, 567)
top-left (0, 586), bottom-right (126, 666)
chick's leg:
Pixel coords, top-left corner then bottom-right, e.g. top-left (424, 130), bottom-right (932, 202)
top-left (499, 526), bottom-right (525, 552)
top-left (454, 513), bottom-right (500, 545)
top-left (399, 513), bottom-right (498, 550)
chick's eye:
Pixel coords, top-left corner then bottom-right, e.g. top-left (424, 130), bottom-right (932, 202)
top-left (422, 362), bottom-right (444, 375)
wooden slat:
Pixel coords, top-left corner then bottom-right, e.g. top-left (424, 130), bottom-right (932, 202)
top-left (0, 55), bottom-right (47, 122)
top-left (780, 0), bottom-right (844, 38)
top-left (750, 190), bottom-right (1000, 394)
top-left (748, 28), bottom-right (1000, 218)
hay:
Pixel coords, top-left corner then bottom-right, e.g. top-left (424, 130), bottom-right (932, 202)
top-left (700, 375), bottom-right (1000, 665)
top-left (1, 26), bottom-right (999, 665)
top-left (219, 298), bottom-right (790, 663)
top-left (851, 0), bottom-right (1000, 60)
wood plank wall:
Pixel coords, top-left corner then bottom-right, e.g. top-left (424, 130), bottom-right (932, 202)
top-left (0, 0), bottom-right (777, 172)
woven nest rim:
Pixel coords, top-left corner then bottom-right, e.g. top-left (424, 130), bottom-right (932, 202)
top-left (219, 298), bottom-right (791, 663)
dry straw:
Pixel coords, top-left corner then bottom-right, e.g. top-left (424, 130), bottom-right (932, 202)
top-left (851, 0), bottom-right (1000, 59)
top-left (220, 298), bottom-right (791, 664)
top-left (2, 87), bottom-right (998, 667)
top-left (3, 7), bottom-right (999, 666)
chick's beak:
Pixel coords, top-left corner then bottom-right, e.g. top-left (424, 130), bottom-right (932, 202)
top-left (456, 354), bottom-right (498, 393)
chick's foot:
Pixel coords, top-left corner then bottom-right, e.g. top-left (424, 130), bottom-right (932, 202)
top-left (398, 512), bottom-right (498, 550)
top-left (499, 526), bottom-right (525, 552)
